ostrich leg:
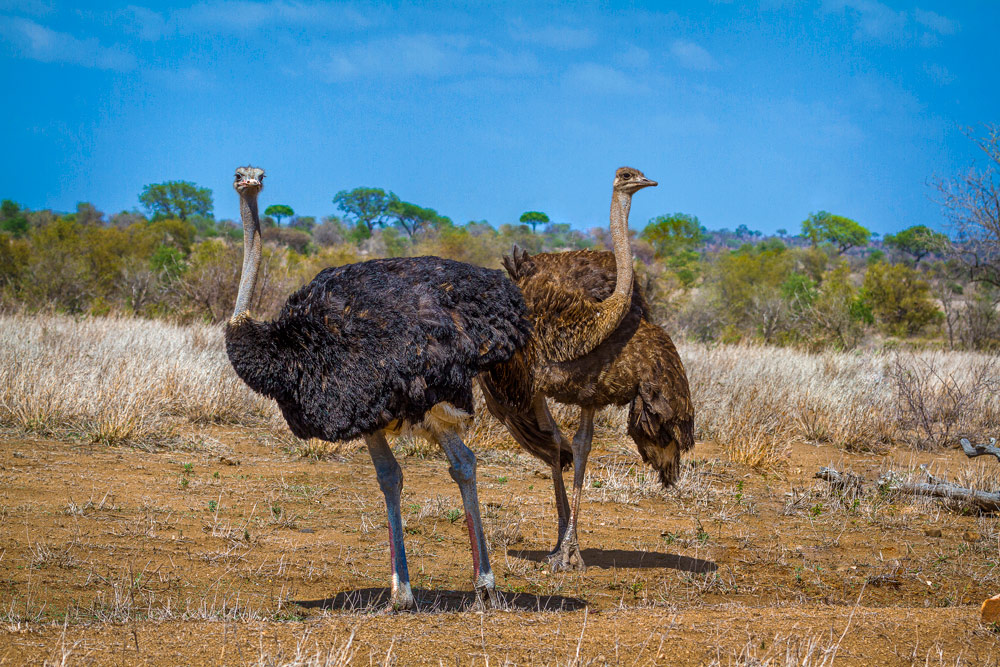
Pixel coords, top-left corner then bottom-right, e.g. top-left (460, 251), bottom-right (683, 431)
top-left (531, 396), bottom-right (571, 557)
top-left (364, 432), bottom-right (415, 611)
top-left (551, 407), bottom-right (595, 572)
top-left (436, 431), bottom-right (499, 608)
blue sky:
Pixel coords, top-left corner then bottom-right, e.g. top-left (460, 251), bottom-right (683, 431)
top-left (0, 1), bottom-right (996, 236)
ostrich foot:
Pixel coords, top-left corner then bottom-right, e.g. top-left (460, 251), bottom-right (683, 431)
top-left (475, 583), bottom-right (500, 610)
top-left (388, 583), bottom-right (416, 612)
top-left (543, 522), bottom-right (570, 559)
top-left (547, 541), bottom-right (586, 572)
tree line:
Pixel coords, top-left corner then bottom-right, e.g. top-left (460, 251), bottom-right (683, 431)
top-left (1, 127), bottom-right (997, 351)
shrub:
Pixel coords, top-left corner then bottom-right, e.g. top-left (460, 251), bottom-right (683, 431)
top-left (861, 261), bottom-right (941, 336)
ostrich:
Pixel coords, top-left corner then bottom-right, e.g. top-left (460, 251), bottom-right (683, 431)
top-left (225, 166), bottom-right (532, 610)
top-left (480, 166), bottom-right (695, 572)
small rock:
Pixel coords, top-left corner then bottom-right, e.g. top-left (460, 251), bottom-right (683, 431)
top-left (219, 456), bottom-right (240, 466)
top-left (964, 531), bottom-right (981, 542)
top-left (924, 528), bottom-right (942, 538)
top-left (982, 594), bottom-right (1000, 624)
top-left (299, 528), bottom-right (315, 534)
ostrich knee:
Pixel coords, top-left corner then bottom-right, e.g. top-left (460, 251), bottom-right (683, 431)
top-left (445, 443), bottom-right (477, 486)
top-left (374, 459), bottom-right (403, 496)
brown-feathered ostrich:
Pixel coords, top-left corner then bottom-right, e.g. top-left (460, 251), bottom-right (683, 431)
top-left (480, 166), bottom-right (695, 572)
top-left (225, 166), bottom-right (532, 610)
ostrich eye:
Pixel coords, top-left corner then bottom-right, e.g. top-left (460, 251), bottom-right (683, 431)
top-left (621, 172), bottom-right (632, 180)
top-left (235, 174), bottom-right (242, 181)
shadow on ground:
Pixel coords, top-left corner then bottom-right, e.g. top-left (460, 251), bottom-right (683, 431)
top-left (294, 588), bottom-right (586, 613)
top-left (508, 548), bottom-right (718, 573)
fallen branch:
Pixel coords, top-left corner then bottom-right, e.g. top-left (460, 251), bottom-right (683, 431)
top-left (816, 465), bottom-right (1000, 513)
top-left (960, 438), bottom-right (1000, 462)
top-left (815, 467), bottom-right (866, 499)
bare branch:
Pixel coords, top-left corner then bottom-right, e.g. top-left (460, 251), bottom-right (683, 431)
top-left (815, 467), bottom-right (866, 498)
top-left (877, 467), bottom-right (1000, 512)
top-left (818, 465), bottom-right (1000, 513)
top-left (960, 437), bottom-right (1000, 462)
top-left (937, 125), bottom-right (1000, 288)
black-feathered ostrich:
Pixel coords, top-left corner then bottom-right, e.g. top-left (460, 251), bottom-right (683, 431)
top-left (224, 166), bottom-right (532, 610)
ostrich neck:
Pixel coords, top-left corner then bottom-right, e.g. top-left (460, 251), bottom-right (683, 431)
top-left (231, 192), bottom-right (262, 322)
top-left (586, 189), bottom-right (634, 344)
top-left (609, 190), bottom-right (634, 299)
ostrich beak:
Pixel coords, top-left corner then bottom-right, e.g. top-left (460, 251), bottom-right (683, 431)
top-left (639, 177), bottom-right (658, 188)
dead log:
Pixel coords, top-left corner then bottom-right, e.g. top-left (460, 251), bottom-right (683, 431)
top-left (960, 438), bottom-right (1000, 462)
top-left (816, 465), bottom-right (1000, 513)
top-left (815, 467), bottom-right (866, 499)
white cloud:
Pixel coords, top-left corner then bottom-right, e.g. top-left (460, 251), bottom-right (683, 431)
top-left (510, 23), bottom-right (595, 50)
top-left (831, 0), bottom-right (907, 42)
top-left (319, 33), bottom-right (536, 81)
top-left (173, 0), bottom-right (372, 33)
top-left (0, 16), bottom-right (135, 70)
top-left (614, 43), bottom-right (650, 69)
top-left (670, 40), bottom-right (717, 71)
top-left (150, 65), bottom-right (212, 89)
top-left (120, 5), bottom-right (167, 41)
top-left (923, 62), bottom-right (954, 85)
top-left (914, 9), bottom-right (958, 35)
top-left (824, 2), bottom-right (958, 46)
top-left (0, 0), bottom-right (52, 17)
top-left (563, 62), bottom-right (641, 94)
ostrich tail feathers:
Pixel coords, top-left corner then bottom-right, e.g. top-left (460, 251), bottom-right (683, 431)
top-left (478, 374), bottom-right (572, 470)
top-left (628, 388), bottom-right (695, 489)
top-left (481, 345), bottom-right (534, 413)
top-left (502, 245), bottom-right (537, 282)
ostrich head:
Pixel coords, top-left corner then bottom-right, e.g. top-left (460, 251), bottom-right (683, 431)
top-left (234, 166), bottom-right (265, 195)
top-left (613, 166), bottom-right (657, 195)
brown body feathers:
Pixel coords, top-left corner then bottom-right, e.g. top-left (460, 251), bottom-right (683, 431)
top-left (489, 247), bottom-right (695, 486)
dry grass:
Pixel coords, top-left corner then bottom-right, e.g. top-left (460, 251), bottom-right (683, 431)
top-left (0, 313), bottom-right (277, 447)
top-left (679, 343), bottom-right (1000, 467)
top-left (1, 314), bottom-right (997, 466)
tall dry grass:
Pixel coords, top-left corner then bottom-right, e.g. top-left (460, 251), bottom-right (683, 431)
top-left (1, 314), bottom-right (997, 464)
top-left (679, 343), bottom-right (1000, 466)
top-left (0, 313), bottom-right (276, 446)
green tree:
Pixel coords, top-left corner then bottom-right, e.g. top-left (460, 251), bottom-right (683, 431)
top-left (139, 181), bottom-right (213, 221)
top-left (388, 200), bottom-right (450, 238)
top-left (641, 213), bottom-right (706, 287)
top-left (641, 213), bottom-right (705, 258)
top-left (883, 225), bottom-right (948, 263)
top-left (519, 211), bottom-right (549, 233)
top-left (808, 264), bottom-right (871, 350)
top-left (264, 204), bottom-right (294, 226)
top-left (0, 200), bottom-right (29, 237)
top-left (861, 261), bottom-right (941, 336)
top-left (333, 187), bottom-right (399, 237)
top-left (709, 242), bottom-right (795, 340)
top-left (289, 216), bottom-right (316, 232)
top-left (0, 233), bottom-right (28, 288)
top-left (801, 211), bottom-right (870, 254)
top-left (73, 202), bottom-right (104, 226)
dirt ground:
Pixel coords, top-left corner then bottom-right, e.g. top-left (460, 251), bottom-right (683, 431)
top-left (1, 427), bottom-right (999, 665)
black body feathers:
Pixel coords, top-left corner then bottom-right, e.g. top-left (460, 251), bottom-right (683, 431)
top-left (225, 256), bottom-right (532, 442)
